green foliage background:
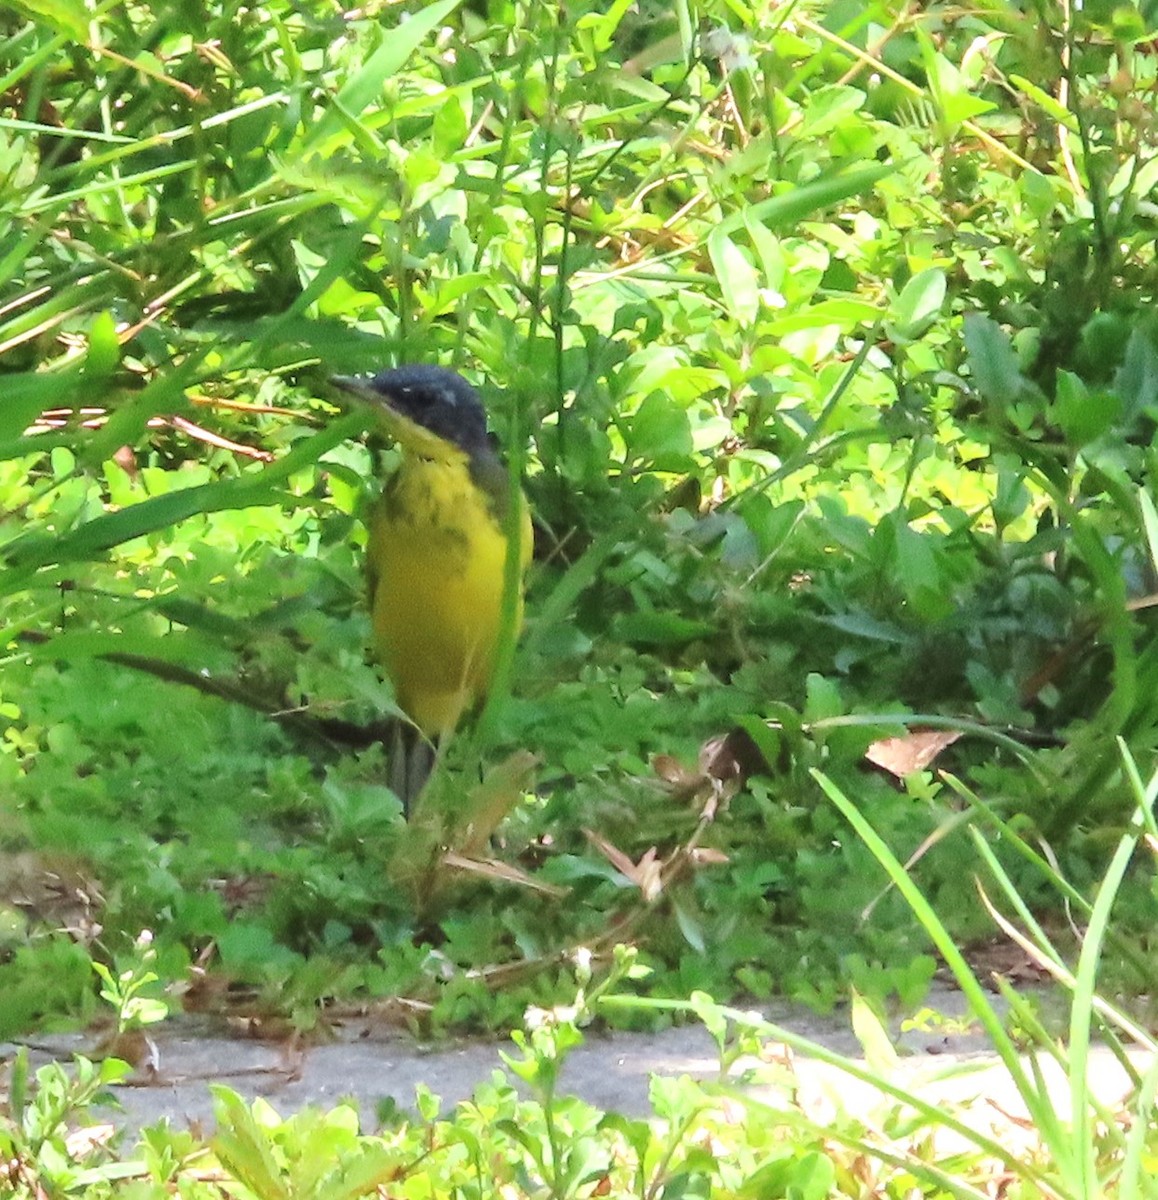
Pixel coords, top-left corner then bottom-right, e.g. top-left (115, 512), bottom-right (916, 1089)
top-left (4, 0), bottom-right (1158, 1035)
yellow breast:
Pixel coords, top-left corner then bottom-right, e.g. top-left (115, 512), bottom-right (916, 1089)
top-left (366, 453), bottom-right (531, 739)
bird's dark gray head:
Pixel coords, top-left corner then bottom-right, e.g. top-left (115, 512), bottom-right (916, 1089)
top-left (332, 365), bottom-right (490, 457)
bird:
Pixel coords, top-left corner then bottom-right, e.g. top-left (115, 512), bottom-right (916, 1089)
top-left (331, 365), bottom-right (533, 814)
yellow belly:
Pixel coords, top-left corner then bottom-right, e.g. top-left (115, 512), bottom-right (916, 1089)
top-left (366, 455), bottom-right (531, 738)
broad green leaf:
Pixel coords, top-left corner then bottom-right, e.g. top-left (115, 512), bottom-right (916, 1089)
top-left (1020, 169), bottom-right (1058, 219)
top-left (428, 273), bottom-right (500, 314)
top-left (211, 1086), bottom-right (296, 1200)
top-left (1053, 371), bottom-right (1120, 446)
top-left (992, 458), bottom-right (1031, 529)
top-left (672, 898), bottom-right (706, 953)
top-left (627, 392), bottom-right (694, 468)
top-left (626, 348), bottom-right (727, 403)
top-left (769, 298), bottom-right (881, 333)
top-left (804, 673), bottom-right (843, 722)
top-left (1114, 324), bottom-right (1158, 420)
top-left (626, 345), bottom-right (687, 393)
top-left (707, 229), bottom-right (759, 324)
top-left (963, 313), bottom-right (1027, 405)
top-left (739, 1151), bottom-right (836, 1200)
top-left (431, 94), bottom-right (469, 158)
top-left (888, 518), bottom-right (946, 617)
top-left (9, 0), bottom-right (88, 41)
top-left (799, 85), bottom-right (866, 137)
top-left (316, 278), bottom-right (383, 318)
top-left (739, 496), bottom-right (803, 558)
top-left (743, 211), bottom-right (785, 291)
top-left (889, 268), bottom-right (946, 340)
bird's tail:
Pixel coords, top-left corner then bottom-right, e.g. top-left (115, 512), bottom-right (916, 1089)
top-left (388, 720), bottom-right (437, 817)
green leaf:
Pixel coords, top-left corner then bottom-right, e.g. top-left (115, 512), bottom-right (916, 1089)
top-left (1008, 73), bottom-right (1080, 133)
top-left (1, 413), bottom-right (364, 585)
top-left (612, 612), bottom-right (716, 646)
top-left (798, 85), bottom-right (866, 137)
top-left (963, 313), bottom-right (1029, 405)
top-left (672, 898), bottom-right (706, 952)
top-left (1020, 169), bottom-right (1058, 220)
top-left (1140, 489), bottom-right (1158, 576)
top-left (715, 163), bottom-right (896, 238)
top-left (886, 517), bottom-right (951, 618)
top-left (850, 988), bottom-right (899, 1072)
top-left (211, 1087), bottom-right (294, 1200)
top-left (739, 1151), bottom-right (836, 1200)
top-left (743, 210), bottom-right (785, 291)
top-left (8, 0), bottom-right (88, 41)
top-left (1114, 324), bottom-right (1158, 420)
top-left (21, 629), bottom-right (222, 667)
top-left (626, 391), bottom-right (694, 468)
top-left (804, 673), bottom-right (843, 722)
top-left (991, 457), bottom-right (1031, 529)
top-left (887, 268), bottom-right (946, 341)
top-left (919, 29), bottom-right (998, 131)
top-left (82, 310), bottom-right (120, 379)
top-left (575, 0), bottom-right (635, 51)
top-left (739, 495), bottom-right (803, 558)
top-left (0, 371), bottom-right (81, 441)
top-left (431, 95), bottom-right (469, 158)
top-left (304, 0), bottom-right (464, 154)
top-left (1052, 371), bottom-right (1120, 446)
top-left (769, 297), bottom-right (881, 333)
top-left (707, 229), bottom-right (760, 324)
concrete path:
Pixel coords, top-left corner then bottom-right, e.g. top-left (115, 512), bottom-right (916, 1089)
top-left (4, 985), bottom-right (1148, 1137)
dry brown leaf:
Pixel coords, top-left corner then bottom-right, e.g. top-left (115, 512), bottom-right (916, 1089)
top-left (689, 847), bottom-right (729, 867)
top-left (864, 730), bottom-right (962, 778)
top-left (65, 1124), bottom-right (116, 1157)
top-left (632, 849), bottom-right (664, 902)
top-left (583, 829), bottom-right (637, 877)
top-left (441, 851), bottom-right (568, 897)
top-left (585, 831), bottom-right (665, 902)
top-left (91, 1029), bottom-right (160, 1076)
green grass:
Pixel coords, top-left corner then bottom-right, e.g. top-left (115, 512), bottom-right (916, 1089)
top-left (8, 792), bottom-right (1158, 1200)
top-left (4, 0), bottom-right (1158, 1114)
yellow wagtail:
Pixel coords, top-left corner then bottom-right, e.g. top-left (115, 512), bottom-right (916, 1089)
top-left (332, 365), bottom-right (532, 813)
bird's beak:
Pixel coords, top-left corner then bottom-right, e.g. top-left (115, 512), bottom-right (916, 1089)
top-left (331, 374), bottom-right (393, 437)
top-left (330, 374), bottom-right (454, 460)
top-left (331, 373), bottom-right (403, 430)
top-left (330, 375), bottom-right (380, 403)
